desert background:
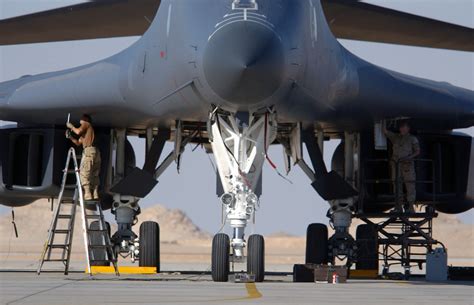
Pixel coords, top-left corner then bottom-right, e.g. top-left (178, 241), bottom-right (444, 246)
top-left (0, 199), bottom-right (472, 272)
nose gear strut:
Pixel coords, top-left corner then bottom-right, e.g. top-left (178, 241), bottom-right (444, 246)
top-left (208, 107), bottom-right (276, 281)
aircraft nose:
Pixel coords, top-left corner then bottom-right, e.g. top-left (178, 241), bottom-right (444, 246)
top-left (203, 21), bottom-right (285, 106)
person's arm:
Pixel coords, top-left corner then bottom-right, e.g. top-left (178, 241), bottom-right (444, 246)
top-left (411, 138), bottom-right (421, 158)
top-left (66, 130), bottom-right (82, 147)
top-left (383, 124), bottom-right (396, 141)
top-left (66, 122), bottom-right (86, 136)
top-left (70, 138), bottom-right (82, 146)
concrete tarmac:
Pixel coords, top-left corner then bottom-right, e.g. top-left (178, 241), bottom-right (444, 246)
top-left (1, 271), bottom-right (473, 305)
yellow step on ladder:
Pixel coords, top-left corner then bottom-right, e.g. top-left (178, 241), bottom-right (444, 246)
top-left (37, 147), bottom-right (119, 276)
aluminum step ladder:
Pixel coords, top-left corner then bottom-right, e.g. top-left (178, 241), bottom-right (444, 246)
top-left (37, 147), bottom-right (119, 276)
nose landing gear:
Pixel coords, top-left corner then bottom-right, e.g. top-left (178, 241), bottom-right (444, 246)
top-left (208, 108), bottom-right (276, 282)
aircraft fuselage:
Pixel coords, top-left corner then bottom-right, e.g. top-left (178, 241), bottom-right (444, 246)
top-left (0, 0), bottom-right (472, 131)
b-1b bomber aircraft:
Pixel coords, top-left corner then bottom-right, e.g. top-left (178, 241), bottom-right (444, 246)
top-left (0, 0), bottom-right (473, 281)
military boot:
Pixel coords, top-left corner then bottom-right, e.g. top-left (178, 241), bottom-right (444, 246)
top-left (84, 188), bottom-right (93, 201)
top-left (390, 205), bottom-right (403, 213)
top-left (406, 202), bottom-right (416, 213)
top-left (93, 187), bottom-right (100, 200)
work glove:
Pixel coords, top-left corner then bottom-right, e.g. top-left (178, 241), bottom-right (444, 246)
top-left (66, 122), bottom-right (74, 129)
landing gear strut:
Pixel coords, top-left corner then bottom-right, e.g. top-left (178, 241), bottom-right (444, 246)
top-left (286, 128), bottom-right (359, 266)
top-left (209, 109), bottom-right (275, 282)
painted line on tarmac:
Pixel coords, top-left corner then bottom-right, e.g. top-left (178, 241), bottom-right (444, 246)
top-left (207, 283), bottom-right (263, 302)
top-left (245, 282), bottom-right (263, 299)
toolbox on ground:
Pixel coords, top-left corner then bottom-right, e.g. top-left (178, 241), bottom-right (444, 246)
top-left (313, 265), bottom-right (348, 283)
top-left (293, 264), bottom-right (348, 283)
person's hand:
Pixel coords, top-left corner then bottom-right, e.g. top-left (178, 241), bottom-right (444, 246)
top-left (66, 122), bottom-right (74, 129)
top-left (65, 130), bottom-right (71, 139)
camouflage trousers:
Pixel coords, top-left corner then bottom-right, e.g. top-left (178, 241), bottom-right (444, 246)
top-left (80, 146), bottom-right (101, 190)
top-left (391, 160), bottom-right (416, 205)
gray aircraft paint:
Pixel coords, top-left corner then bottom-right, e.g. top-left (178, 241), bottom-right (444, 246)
top-left (0, 0), bottom-right (473, 132)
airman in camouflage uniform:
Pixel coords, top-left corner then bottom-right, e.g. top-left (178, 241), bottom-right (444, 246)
top-left (384, 120), bottom-right (420, 213)
top-left (66, 114), bottom-right (101, 201)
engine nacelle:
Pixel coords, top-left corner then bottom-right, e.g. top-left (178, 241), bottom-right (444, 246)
top-left (0, 127), bottom-right (65, 206)
top-left (0, 126), bottom-right (130, 208)
top-left (332, 131), bottom-right (474, 214)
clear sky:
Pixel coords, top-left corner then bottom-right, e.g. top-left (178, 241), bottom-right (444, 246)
top-left (0, 0), bottom-right (473, 235)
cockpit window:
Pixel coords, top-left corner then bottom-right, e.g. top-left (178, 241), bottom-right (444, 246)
top-left (232, 0), bottom-right (258, 10)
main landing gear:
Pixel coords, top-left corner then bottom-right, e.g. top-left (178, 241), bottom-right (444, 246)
top-left (208, 109), bottom-right (275, 282)
top-left (107, 128), bottom-right (166, 272)
top-left (288, 130), bottom-right (360, 278)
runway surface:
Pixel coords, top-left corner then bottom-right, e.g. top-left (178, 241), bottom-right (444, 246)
top-left (1, 271), bottom-right (473, 305)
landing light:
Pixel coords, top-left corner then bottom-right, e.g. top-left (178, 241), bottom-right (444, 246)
top-left (221, 193), bottom-right (236, 206)
top-left (246, 193), bottom-right (258, 206)
top-left (246, 206), bottom-right (254, 215)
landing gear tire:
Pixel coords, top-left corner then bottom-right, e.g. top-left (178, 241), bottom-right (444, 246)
top-left (212, 233), bottom-right (230, 282)
top-left (293, 264), bottom-right (314, 282)
top-left (356, 224), bottom-right (378, 270)
top-left (247, 234), bottom-right (265, 282)
top-left (90, 221), bottom-right (111, 266)
top-left (139, 221), bottom-right (160, 272)
top-left (305, 223), bottom-right (328, 264)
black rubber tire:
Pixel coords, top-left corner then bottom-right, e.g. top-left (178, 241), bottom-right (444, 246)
top-left (356, 224), bottom-right (379, 270)
top-left (89, 221), bottom-right (111, 266)
top-left (247, 234), bottom-right (265, 282)
top-left (139, 221), bottom-right (160, 272)
top-left (211, 233), bottom-right (230, 282)
top-left (305, 223), bottom-right (328, 264)
top-left (293, 264), bottom-right (314, 282)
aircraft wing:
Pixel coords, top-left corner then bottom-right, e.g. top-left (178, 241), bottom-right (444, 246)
top-left (0, 0), bottom-right (472, 52)
top-left (321, 0), bottom-right (474, 52)
top-left (0, 0), bottom-right (160, 45)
